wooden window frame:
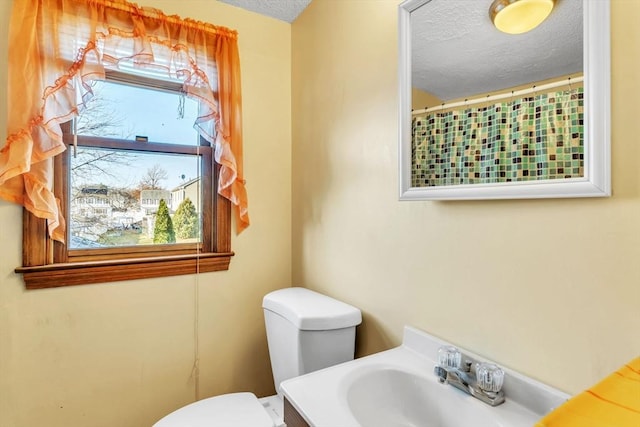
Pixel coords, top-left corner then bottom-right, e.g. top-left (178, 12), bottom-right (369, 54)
top-left (16, 76), bottom-right (233, 289)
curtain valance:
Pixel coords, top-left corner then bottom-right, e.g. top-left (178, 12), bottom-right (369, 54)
top-left (2, 0), bottom-right (249, 242)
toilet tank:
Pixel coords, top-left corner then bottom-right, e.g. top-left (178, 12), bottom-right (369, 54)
top-left (262, 287), bottom-right (362, 395)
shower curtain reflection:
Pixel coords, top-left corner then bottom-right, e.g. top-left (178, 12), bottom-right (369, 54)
top-left (411, 87), bottom-right (584, 187)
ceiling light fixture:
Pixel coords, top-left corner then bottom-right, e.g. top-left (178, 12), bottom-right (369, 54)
top-left (490, 0), bottom-right (555, 35)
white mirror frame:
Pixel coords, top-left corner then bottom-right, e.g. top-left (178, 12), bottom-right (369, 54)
top-left (398, 0), bottom-right (611, 201)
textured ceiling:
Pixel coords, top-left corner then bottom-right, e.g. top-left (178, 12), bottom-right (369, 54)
top-left (216, 0), bottom-right (582, 102)
top-left (412, 0), bottom-right (583, 101)
top-left (217, 0), bottom-right (312, 23)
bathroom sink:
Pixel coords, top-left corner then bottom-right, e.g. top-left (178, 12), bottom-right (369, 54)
top-left (281, 326), bottom-right (570, 427)
top-left (345, 366), bottom-right (498, 427)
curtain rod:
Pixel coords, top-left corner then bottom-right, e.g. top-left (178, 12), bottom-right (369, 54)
top-left (412, 76), bottom-right (584, 116)
top-left (87, 0), bottom-right (238, 38)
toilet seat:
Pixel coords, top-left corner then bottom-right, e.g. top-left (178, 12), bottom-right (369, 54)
top-left (152, 392), bottom-right (274, 427)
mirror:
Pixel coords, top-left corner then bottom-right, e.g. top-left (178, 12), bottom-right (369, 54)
top-left (398, 0), bottom-right (610, 200)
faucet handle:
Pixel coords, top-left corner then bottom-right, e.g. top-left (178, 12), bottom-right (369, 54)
top-left (437, 346), bottom-right (461, 369)
top-left (476, 363), bottom-right (505, 393)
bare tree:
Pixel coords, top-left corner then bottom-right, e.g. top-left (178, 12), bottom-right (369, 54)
top-left (71, 91), bottom-right (137, 183)
top-left (71, 148), bottom-right (136, 184)
top-left (108, 188), bottom-right (139, 212)
top-left (68, 84), bottom-right (140, 247)
top-left (139, 164), bottom-right (169, 190)
top-left (75, 86), bottom-right (135, 139)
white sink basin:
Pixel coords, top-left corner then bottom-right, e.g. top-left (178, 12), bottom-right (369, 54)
top-left (281, 326), bottom-right (569, 427)
top-left (345, 366), bottom-right (498, 427)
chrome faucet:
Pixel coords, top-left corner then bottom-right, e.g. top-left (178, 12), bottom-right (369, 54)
top-left (434, 352), bottom-right (506, 407)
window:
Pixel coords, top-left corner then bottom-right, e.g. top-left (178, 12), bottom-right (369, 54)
top-left (7, 0), bottom-right (248, 289)
top-left (17, 73), bottom-right (232, 288)
top-left (69, 78), bottom-right (203, 249)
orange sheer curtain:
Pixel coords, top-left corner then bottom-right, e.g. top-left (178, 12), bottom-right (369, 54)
top-left (2, 0), bottom-right (249, 243)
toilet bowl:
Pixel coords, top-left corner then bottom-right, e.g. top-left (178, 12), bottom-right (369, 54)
top-left (153, 393), bottom-right (275, 427)
top-left (152, 287), bottom-right (362, 426)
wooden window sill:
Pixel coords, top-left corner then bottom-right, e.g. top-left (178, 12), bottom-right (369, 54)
top-left (15, 252), bottom-right (234, 289)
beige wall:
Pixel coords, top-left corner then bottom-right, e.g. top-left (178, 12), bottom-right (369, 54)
top-left (292, 0), bottom-right (640, 396)
top-left (0, 1), bottom-right (291, 426)
top-left (412, 87), bottom-right (441, 111)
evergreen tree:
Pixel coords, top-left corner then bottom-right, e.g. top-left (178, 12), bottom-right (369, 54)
top-left (153, 199), bottom-right (176, 244)
top-left (173, 197), bottom-right (199, 239)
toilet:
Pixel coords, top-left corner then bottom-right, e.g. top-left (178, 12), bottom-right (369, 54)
top-left (153, 287), bottom-right (362, 427)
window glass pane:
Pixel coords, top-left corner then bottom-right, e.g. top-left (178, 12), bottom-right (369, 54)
top-left (69, 147), bottom-right (202, 249)
top-left (77, 80), bottom-right (199, 145)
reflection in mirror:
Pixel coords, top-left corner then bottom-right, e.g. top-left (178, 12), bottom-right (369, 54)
top-left (398, 0), bottom-right (610, 200)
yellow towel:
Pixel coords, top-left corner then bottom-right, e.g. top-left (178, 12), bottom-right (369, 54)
top-left (535, 357), bottom-right (640, 427)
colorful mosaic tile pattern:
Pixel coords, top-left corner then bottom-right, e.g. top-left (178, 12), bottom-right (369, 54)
top-left (412, 87), bottom-right (584, 187)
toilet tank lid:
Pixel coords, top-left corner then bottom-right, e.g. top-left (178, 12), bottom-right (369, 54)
top-left (263, 287), bottom-right (362, 331)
